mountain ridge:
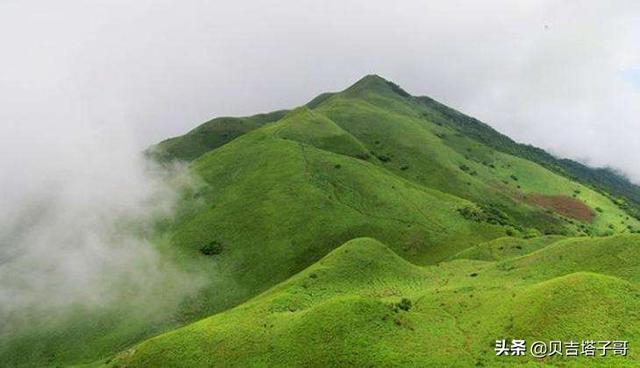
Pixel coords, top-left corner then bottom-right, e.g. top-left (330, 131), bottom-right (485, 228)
top-left (5, 74), bottom-right (640, 367)
top-left (152, 74), bottom-right (640, 222)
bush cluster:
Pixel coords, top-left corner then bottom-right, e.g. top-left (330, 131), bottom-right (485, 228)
top-left (392, 298), bottom-right (412, 312)
top-left (458, 204), bottom-right (514, 227)
top-left (200, 240), bottom-right (224, 256)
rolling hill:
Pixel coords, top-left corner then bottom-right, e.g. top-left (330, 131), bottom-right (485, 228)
top-left (110, 235), bottom-right (640, 367)
top-left (3, 75), bottom-right (640, 367)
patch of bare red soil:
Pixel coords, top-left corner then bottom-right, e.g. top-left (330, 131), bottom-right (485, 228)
top-left (526, 194), bottom-right (595, 222)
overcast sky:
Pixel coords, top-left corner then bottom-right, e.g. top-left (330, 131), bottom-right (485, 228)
top-left (1, 0), bottom-right (639, 183)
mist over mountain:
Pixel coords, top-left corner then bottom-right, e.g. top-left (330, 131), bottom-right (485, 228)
top-left (3, 73), bottom-right (639, 367)
top-left (1, 2), bottom-right (640, 367)
top-left (0, 117), bottom-right (206, 338)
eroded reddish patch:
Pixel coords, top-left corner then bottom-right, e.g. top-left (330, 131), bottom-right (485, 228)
top-left (525, 194), bottom-right (595, 222)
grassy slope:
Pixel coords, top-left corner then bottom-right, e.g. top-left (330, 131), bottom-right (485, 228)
top-left (311, 75), bottom-right (639, 236)
top-left (450, 235), bottom-right (567, 262)
top-left (416, 94), bottom-right (640, 219)
top-left (6, 75), bottom-right (640, 367)
top-left (111, 235), bottom-right (640, 368)
top-left (167, 105), bottom-right (505, 290)
top-left (149, 110), bottom-right (289, 162)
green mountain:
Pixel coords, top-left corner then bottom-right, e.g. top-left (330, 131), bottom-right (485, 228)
top-left (4, 75), bottom-right (640, 367)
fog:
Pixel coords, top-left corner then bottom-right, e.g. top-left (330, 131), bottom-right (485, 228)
top-left (0, 1), bottom-right (639, 324)
top-left (0, 124), bottom-right (206, 329)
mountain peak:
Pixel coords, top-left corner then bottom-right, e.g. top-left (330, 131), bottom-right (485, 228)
top-left (343, 74), bottom-right (412, 99)
top-left (349, 74), bottom-right (391, 90)
top-left (356, 74), bottom-right (390, 84)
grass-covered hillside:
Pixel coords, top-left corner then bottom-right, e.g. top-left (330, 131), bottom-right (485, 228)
top-left (111, 235), bottom-right (640, 367)
top-left (149, 110), bottom-right (289, 162)
top-left (4, 75), bottom-right (640, 367)
top-left (155, 75), bottom-right (640, 239)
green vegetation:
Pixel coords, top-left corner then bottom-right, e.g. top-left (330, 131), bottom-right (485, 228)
top-left (415, 94), bottom-right (640, 220)
top-left (450, 235), bottom-right (567, 262)
top-left (5, 74), bottom-right (640, 367)
top-left (110, 236), bottom-right (640, 368)
top-left (200, 240), bottom-right (223, 256)
top-left (148, 110), bottom-right (289, 162)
